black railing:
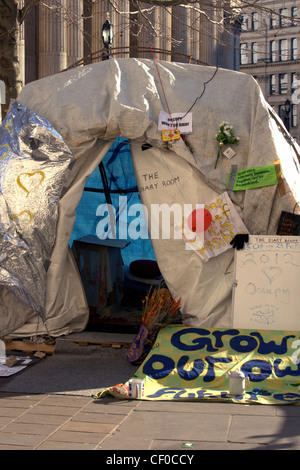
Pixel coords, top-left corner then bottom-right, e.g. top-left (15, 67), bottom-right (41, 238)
top-left (62, 46), bottom-right (209, 71)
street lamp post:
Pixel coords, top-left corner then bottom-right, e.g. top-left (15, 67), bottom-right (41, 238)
top-left (102, 12), bottom-right (114, 61)
top-left (284, 99), bottom-right (291, 132)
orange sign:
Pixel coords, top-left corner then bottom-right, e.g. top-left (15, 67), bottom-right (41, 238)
top-left (162, 129), bottom-right (181, 142)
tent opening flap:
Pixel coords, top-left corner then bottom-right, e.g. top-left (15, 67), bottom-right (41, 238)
top-left (70, 137), bottom-right (162, 331)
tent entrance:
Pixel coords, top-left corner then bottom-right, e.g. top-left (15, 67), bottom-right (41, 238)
top-left (70, 138), bottom-right (162, 332)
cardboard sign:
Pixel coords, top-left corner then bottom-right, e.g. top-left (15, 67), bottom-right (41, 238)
top-left (179, 192), bottom-right (249, 262)
top-left (158, 111), bottom-right (193, 135)
top-left (232, 235), bottom-right (300, 331)
top-left (276, 211), bottom-right (300, 236)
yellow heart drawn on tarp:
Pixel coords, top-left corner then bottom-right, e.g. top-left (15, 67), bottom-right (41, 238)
top-left (0, 144), bottom-right (10, 160)
top-left (10, 210), bottom-right (34, 226)
top-left (17, 171), bottom-right (45, 197)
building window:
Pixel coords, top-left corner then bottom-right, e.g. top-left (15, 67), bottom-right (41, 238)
top-left (292, 72), bottom-right (298, 92)
top-left (279, 39), bottom-right (288, 61)
top-left (240, 43), bottom-right (249, 65)
top-left (279, 73), bottom-right (288, 94)
top-left (292, 7), bottom-right (298, 25)
top-left (241, 14), bottom-right (249, 31)
top-left (278, 104), bottom-right (285, 119)
top-left (251, 42), bottom-right (258, 63)
top-left (292, 104), bottom-right (297, 127)
top-left (270, 74), bottom-right (276, 95)
top-left (279, 8), bottom-right (289, 27)
top-left (291, 38), bottom-right (298, 59)
top-left (252, 12), bottom-right (258, 30)
top-left (270, 13), bottom-right (277, 29)
top-left (270, 40), bottom-right (276, 62)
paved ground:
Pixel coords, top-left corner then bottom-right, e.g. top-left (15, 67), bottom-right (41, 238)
top-left (1, 391), bottom-right (300, 451)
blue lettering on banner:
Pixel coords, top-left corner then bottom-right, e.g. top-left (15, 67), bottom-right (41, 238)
top-left (203, 357), bottom-right (232, 382)
top-left (241, 359), bottom-right (273, 382)
top-left (147, 387), bottom-right (300, 402)
top-left (212, 329), bottom-right (240, 348)
top-left (170, 327), bottom-right (295, 355)
top-left (229, 335), bottom-right (258, 353)
top-left (143, 354), bottom-right (175, 379)
top-left (171, 328), bottom-right (219, 352)
top-left (177, 355), bottom-right (204, 381)
top-left (273, 393), bottom-right (300, 402)
top-left (146, 388), bottom-right (183, 399)
top-left (250, 332), bottom-right (295, 355)
top-left (143, 353), bottom-right (232, 382)
top-left (273, 358), bottom-right (300, 377)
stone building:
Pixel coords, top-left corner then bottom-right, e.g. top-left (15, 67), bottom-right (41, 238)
top-left (19, 0), bottom-right (241, 86)
top-left (240, 0), bottom-right (300, 142)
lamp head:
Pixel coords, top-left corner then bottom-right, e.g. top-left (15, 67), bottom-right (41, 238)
top-left (285, 99), bottom-right (291, 113)
top-left (102, 12), bottom-right (114, 46)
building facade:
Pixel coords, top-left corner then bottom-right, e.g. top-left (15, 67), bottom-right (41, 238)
top-left (19, 0), bottom-right (241, 87)
top-left (240, 0), bottom-right (300, 142)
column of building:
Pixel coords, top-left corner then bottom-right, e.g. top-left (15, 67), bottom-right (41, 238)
top-left (66, 0), bottom-right (84, 67)
top-left (38, 0), bottom-right (68, 78)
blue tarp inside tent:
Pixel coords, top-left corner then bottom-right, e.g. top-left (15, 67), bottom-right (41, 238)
top-left (70, 137), bottom-right (156, 267)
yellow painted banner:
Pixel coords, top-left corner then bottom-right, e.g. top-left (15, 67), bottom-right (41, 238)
top-left (95, 325), bottom-right (300, 405)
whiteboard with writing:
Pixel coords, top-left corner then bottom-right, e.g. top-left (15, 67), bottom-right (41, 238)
top-left (232, 235), bottom-right (300, 331)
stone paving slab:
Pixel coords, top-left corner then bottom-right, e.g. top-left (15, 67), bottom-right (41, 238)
top-left (36, 440), bottom-right (97, 450)
top-left (72, 412), bottom-right (125, 424)
top-left (0, 444), bottom-right (33, 450)
top-left (103, 410), bottom-right (231, 442)
top-left (228, 414), bottom-right (300, 446)
top-left (0, 431), bottom-right (48, 447)
top-left (135, 400), bottom-right (278, 416)
top-left (149, 439), bottom-right (266, 450)
top-left (45, 429), bottom-right (107, 444)
top-left (24, 404), bottom-right (84, 416)
top-left (60, 420), bottom-right (117, 434)
top-left (276, 406), bottom-right (300, 417)
top-left (40, 396), bottom-right (91, 407)
top-left (98, 435), bottom-right (153, 450)
top-left (14, 413), bottom-right (72, 426)
top-left (0, 407), bottom-right (29, 417)
top-left (0, 392), bottom-right (300, 450)
top-left (0, 422), bottom-right (59, 435)
top-left (84, 401), bottom-right (137, 415)
top-left (0, 417), bottom-right (15, 427)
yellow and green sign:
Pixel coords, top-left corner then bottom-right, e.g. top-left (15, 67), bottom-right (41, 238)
top-left (226, 165), bottom-right (278, 191)
top-left (109, 325), bottom-right (300, 405)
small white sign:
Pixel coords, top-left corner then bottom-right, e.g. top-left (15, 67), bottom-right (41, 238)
top-left (158, 111), bottom-right (193, 134)
top-left (223, 147), bottom-right (236, 159)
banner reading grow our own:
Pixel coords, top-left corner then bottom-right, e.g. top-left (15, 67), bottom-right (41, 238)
top-left (122, 325), bottom-right (300, 405)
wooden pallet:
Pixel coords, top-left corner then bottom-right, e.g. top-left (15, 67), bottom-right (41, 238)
top-left (3, 336), bottom-right (133, 354)
top-left (60, 338), bottom-right (131, 349)
top-left (3, 338), bottom-right (56, 355)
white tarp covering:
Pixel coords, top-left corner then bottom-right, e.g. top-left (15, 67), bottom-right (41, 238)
top-left (1, 57), bottom-right (300, 336)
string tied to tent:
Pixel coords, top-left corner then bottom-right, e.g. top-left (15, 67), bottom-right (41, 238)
top-left (151, 45), bottom-right (176, 132)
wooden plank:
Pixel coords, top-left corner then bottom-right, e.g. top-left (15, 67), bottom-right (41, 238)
top-left (3, 339), bottom-right (56, 355)
top-left (65, 339), bottom-right (130, 348)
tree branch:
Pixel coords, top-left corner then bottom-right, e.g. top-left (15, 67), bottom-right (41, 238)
top-left (18, 0), bottom-right (41, 24)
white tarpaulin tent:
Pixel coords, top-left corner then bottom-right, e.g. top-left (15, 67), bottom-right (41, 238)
top-left (1, 57), bottom-right (300, 338)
